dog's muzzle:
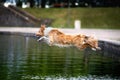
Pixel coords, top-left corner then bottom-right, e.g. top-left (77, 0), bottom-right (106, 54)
top-left (34, 34), bottom-right (41, 39)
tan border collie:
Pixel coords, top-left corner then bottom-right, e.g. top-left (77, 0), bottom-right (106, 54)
top-left (36, 25), bottom-right (101, 51)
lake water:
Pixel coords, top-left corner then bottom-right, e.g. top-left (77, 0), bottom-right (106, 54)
top-left (0, 34), bottom-right (120, 80)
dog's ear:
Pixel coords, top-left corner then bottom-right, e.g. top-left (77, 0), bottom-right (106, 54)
top-left (40, 24), bottom-right (46, 30)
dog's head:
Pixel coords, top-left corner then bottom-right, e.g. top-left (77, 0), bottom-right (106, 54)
top-left (36, 24), bottom-right (46, 37)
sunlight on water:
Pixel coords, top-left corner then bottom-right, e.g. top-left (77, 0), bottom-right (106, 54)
top-left (21, 75), bottom-right (115, 80)
top-left (0, 34), bottom-right (120, 80)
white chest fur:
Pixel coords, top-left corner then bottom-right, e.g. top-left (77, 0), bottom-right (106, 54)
top-left (44, 27), bottom-right (53, 36)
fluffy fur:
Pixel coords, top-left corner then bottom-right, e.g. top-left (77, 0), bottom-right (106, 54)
top-left (36, 25), bottom-right (101, 51)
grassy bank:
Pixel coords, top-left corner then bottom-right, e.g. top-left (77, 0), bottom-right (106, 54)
top-left (22, 8), bottom-right (120, 29)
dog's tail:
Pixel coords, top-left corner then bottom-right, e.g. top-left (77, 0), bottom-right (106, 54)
top-left (84, 35), bottom-right (101, 51)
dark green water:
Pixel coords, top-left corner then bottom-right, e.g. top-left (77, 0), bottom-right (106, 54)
top-left (0, 35), bottom-right (120, 80)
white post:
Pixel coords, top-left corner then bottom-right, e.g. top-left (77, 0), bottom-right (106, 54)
top-left (74, 20), bottom-right (81, 30)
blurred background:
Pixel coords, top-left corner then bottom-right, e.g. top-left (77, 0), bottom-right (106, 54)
top-left (0, 0), bottom-right (120, 28)
top-left (1, 0), bottom-right (120, 8)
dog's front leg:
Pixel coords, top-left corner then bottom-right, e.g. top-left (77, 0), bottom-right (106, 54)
top-left (37, 36), bottom-right (46, 41)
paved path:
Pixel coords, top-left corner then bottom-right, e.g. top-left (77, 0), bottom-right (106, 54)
top-left (0, 27), bottom-right (120, 42)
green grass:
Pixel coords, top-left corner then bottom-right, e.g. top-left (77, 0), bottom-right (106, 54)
top-left (22, 8), bottom-right (120, 29)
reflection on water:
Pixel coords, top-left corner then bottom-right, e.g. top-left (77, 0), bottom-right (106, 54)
top-left (0, 35), bottom-right (120, 80)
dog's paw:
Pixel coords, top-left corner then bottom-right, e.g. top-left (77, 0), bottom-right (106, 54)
top-left (97, 47), bottom-right (101, 50)
top-left (91, 47), bottom-right (101, 51)
top-left (91, 48), bottom-right (96, 51)
top-left (37, 39), bottom-right (42, 42)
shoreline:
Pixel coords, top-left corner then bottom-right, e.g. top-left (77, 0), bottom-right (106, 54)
top-left (0, 27), bottom-right (120, 42)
